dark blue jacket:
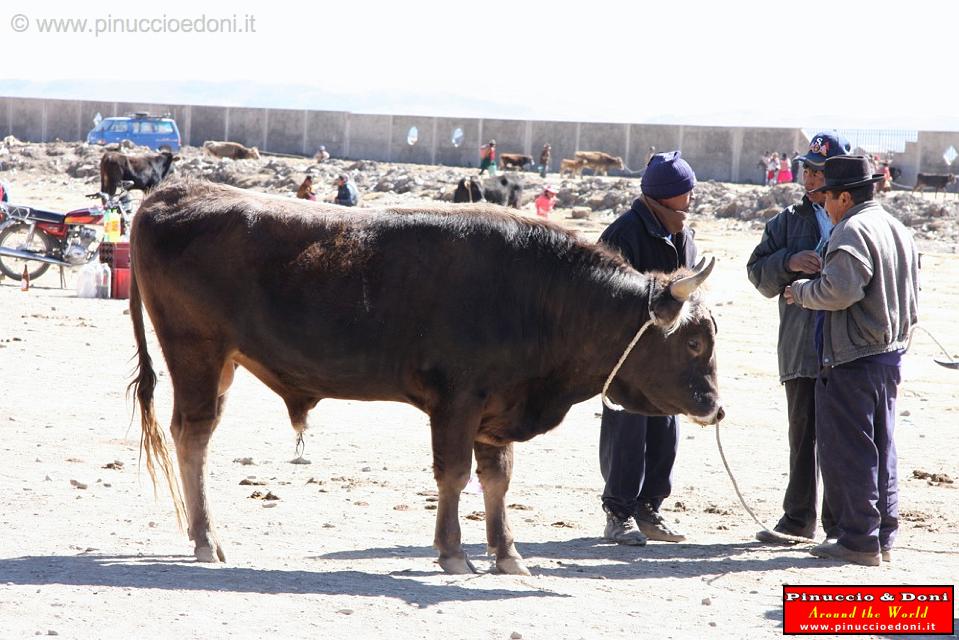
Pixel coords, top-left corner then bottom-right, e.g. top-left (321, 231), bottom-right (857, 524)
top-left (599, 197), bottom-right (698, 274)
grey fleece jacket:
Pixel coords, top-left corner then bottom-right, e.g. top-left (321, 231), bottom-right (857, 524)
top-left (791, 200), bottom-right (919, 367)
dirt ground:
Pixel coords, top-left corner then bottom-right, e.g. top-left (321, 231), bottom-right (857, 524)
top-left (1, 173), bottom-right (957, 639)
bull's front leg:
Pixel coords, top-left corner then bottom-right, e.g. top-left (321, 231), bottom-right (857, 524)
top-left (429, 400), bottom-right (480, 574)
top-left (474, 442), bottom-right (530, 575)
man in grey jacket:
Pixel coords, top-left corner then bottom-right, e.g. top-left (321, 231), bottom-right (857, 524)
top-left (785, 156), bottom-right (919, 566)
top-left (746, 133), bottom-right (847, 543)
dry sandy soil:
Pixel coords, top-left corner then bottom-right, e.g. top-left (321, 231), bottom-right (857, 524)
top-left (1, 170), bottom-right (957, 639)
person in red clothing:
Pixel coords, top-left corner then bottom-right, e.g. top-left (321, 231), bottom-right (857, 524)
top-left (534, 185), bottom-right (557, 218)
top-left (479, 139), bottom-right (497, 176)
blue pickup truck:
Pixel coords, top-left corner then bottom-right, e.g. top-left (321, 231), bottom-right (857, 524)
top-left (86, 112), bottom-right (181, 152)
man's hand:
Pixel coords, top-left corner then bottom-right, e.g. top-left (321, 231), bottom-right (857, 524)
top-left (784, 285), bottom-right (796, 305)
top-left (787, 250), bottom-right (823, 274)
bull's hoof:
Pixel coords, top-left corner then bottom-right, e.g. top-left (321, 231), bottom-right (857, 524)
top-left (495, 556), bottom-right (531, 576)
top-left (195, 544), bottom-right (226, 563)
top-left (438, 553), bottom-right (477, 575)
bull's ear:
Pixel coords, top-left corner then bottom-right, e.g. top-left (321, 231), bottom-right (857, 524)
top-left (649, 280), bottom-right (686, 329)
top-left (669, 257), bottom-right (715, 302)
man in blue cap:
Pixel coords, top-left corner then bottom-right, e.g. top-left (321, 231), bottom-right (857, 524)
top-left (746, 133), bottom-right (850, 545)
top-left (597, 150), bottom-right (697, 545)
top-left (785, 156), bottom-right (919, 565)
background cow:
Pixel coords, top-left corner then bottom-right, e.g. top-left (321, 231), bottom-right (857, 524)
top-left (129, 178), bottom-right (722, 576)
top-left (99, 150), bottom-right (178, 196)
top-left (452, 177), bottom-right (484, 203)
top-left (499, 153), bottom-right (533, 171)
top-left (575, 151), bottom-right (625, 176)
top-left (913, 172), bottom-right (956, 196)
top-left (203, 140), bottom-right (261, 160)
top-left (481, 175), bottom-right (523, 208)
top-left (560, 158), bottom-right (587, 177)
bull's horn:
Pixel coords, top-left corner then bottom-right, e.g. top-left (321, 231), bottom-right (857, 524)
top-left (669, 256), bottom-right (716, 302)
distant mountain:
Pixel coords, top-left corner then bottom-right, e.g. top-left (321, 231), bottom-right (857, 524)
top-left (0, 78), bottom-right (541, 120)
top-left (2, 78), bottom-right (958, 132)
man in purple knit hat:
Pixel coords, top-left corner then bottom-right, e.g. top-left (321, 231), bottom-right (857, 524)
top-left (597, 151), bottom-right (698, 545)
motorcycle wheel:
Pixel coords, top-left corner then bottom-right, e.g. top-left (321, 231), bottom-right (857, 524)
top-left (0, 223), bottom-right (54, 281)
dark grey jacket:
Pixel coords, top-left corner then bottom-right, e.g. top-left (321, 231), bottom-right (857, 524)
top-left (746, 196), bottom-right (822, 381)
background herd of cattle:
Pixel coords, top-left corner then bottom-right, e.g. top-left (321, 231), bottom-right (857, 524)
top-left (96, 140), bottom-right (957, 206)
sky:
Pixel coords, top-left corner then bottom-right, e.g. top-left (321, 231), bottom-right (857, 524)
top-left (2, 0), bottom-right (958, 130)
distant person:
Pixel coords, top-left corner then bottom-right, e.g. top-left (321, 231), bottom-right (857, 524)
top-left (334, 173), bottom-right (358, 207)
top-left (315, 145), bottom-right (331, 163)
top-left (759, 151), bottom-right (771, 185)
top-left (479, 140), bottom-right (497, 176)
top-left (777, 151), bottom-right (793, 183)
top-left (539, 144), bottom-right (551, 178)
top-left (0, 180), bottom-right (8, 202)
top-left (766, 152), bottom-right (781, 186)
top-left (534, 185), bottom-right (558, 218)
top-left (296, 175), bottom-right (317, 201)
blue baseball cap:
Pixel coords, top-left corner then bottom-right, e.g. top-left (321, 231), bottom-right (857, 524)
top-left (800, 132), bottom-right (850, 169)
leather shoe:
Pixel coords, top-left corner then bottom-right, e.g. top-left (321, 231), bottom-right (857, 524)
top-left (810, 541), bottom-right (880, 566)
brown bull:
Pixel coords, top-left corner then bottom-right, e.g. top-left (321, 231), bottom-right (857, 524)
top-left (574, 151), bottom-right (625, 176)
top-left (560, 158), bottom-right (587, 177)
top-left (129, 178), bottom-right (722, 575)
top-left (203, 140), bottom-right (261, 160)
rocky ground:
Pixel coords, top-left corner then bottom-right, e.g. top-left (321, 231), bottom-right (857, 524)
top-left (2, 138), bottom-right (958, 251)
top-left (0, 140), bottom-right (957, 639)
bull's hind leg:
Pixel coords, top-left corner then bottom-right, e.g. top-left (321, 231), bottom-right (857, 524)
top-left (429, 399), bottom-right (481, 574)
top-left (474, 442), bottom-right (530, 575)
top-left (169, 351), bottom-right (235, 562)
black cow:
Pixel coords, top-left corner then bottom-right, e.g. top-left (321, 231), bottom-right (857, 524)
top-left (499, 153), bottom-right (534, 171)
top-left (452, 177), bottom-right (484, 203)
top-left (129, 178), bottom-right (723, 575)
top-left (482, 175), bottom-right (523, 208)
top-left (913, 172), bottom-right (956, 196)
top-left (100, 150), bottom-right (179, 197)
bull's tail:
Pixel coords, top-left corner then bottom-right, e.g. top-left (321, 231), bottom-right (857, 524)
top-left (127, 263), bottom-right (187, 528)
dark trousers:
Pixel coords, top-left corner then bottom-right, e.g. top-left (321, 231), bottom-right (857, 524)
top-left (599, 407), bottom-right (678, 516)
top-left (779, 378), bottom-right (836, 538)
top-left (816, 360), bottom-right (900, 553)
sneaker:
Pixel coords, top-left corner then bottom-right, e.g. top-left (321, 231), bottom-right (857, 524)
top-left (809, 541), bottom-right (881, 567)
top-left (635, 502), bottom-right (686, 543)
top-left (603, 511), bottom-right (647, 546)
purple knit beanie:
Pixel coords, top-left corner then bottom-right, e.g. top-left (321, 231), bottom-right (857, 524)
top-left (641, 151), bottom-right (697, 199)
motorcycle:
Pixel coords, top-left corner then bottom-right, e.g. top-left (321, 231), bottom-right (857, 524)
top-left (0, 181), bottom-right (135, 284)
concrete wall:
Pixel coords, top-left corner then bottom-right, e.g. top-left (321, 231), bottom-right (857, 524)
top-left (4, 96), bottom-right (957, 184)
top-left (306, 110), bottom-right (348, 160)
top-left (266, 108), bottom-right (305, 156)
top-left (433, 117), bottom-right (480, 167)
top-left (189, 106), bottom-right (227, 146)
top-left (530, 120), bottom-right (579, 173)
top-left (347, 113), bottom-right (392, 162)
top-left (916, 131), bottom-right (959, 175)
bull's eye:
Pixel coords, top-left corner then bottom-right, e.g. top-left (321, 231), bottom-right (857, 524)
top-left (687, 338), bottom-right (703, 354)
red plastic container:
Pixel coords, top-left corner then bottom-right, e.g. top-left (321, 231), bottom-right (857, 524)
top-left (99, 242), bottom-right (131, 269)
top-left (111, 267), bottom-right (131, 299)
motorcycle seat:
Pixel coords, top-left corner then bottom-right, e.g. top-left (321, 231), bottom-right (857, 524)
top-left (23, 207), bottom-right (66, 224)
